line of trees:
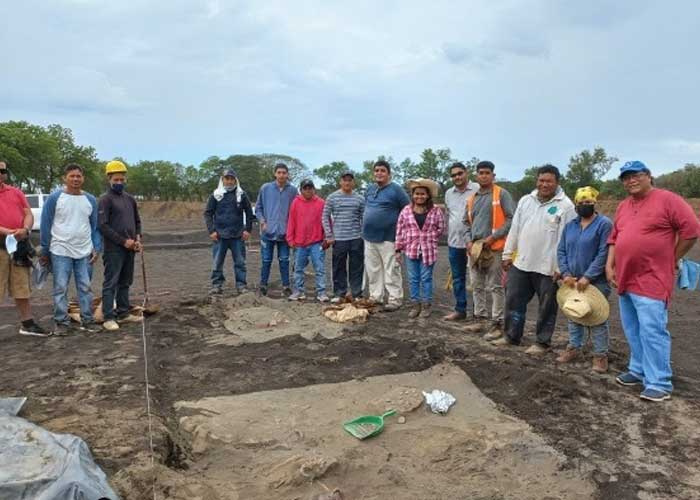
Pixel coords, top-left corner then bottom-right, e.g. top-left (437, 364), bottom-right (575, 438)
top-left (2, 120), bottom-right (698, 203)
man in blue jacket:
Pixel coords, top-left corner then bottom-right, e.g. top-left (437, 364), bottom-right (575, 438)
top-left (40, 163), bottom-right (101, 334)
top-left (204, 169), bottom-right (253, 295)
top-left (255, 163), bottom-right (298, 296)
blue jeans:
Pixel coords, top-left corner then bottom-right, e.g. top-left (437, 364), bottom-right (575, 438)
top-left (211, 238), bottom-right (246, 288)
top-left (618, 292), bottom-right (673, 393)
top-left (406, 257), bottom-right (434, 303)
top-left (260, 237), bottom-right (290, 287)
top-left (567, 282), bottom-right (610, 355)
top-left (448, 246), bottom-right (468, 313)
top-left (294, 243), bottom-right (326, 294)
top-left (51, 254), bottom-right (93, 325)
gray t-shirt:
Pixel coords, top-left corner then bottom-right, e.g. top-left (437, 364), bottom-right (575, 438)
top-left (50, 193), bottom-right (94, 259)
top-left (444, 182), bottom-right (479, 248)
top-left (322, 190), bottom-right (365, 241)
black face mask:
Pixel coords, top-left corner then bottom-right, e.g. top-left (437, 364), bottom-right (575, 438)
top-left (576, 204), bottom-right (595, 218)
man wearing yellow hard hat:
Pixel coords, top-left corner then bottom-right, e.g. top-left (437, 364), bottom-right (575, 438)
top-left (98, 160), bottom-right (143, 331)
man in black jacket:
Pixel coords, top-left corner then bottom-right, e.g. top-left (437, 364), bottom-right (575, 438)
top-left (204, 169), bottom-right (253, 295)
top-left (99, 160), bottom-right (142, 331)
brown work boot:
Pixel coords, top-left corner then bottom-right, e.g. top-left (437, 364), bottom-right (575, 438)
top-left (483, 323), bottom-right (503, 341)
top-left (556, 346), bottom-right (580, 364)
top-left (464, 317), bottom-right (489, 333)
top-left (592, 355), bottom-right (608, 373)
top-left (443, 311), bottom-right (467, 321)
top-left (419, 303), bottom-right (432, 318)
top-left (408, 303), bottom-right (421, 318)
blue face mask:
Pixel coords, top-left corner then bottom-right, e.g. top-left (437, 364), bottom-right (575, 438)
top-left (224, 185), bottom-right (236, 192)
top-left (111, 183), bottom-right (125, 194)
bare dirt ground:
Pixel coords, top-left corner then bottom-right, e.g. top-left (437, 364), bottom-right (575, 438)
top-left (2, 214), bottom-right (700, 499)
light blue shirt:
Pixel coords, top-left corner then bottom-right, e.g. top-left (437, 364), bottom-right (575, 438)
top-left (255, 181), bottom-right (298, 241)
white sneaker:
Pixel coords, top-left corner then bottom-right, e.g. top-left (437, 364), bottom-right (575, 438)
top-left (118, 314), bottom-right (142, 323)
top-left (103, 320), bottom-right (120, 331)
top-left (330, 296), bottom-right (343, 304)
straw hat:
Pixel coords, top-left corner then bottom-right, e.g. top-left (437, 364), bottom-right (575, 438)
top-left (470, 239), bottom-right (494, 269)
top-left (407, 178), bottom-right (439, 199)
top-left (556, 284), bottom-right (610, 326)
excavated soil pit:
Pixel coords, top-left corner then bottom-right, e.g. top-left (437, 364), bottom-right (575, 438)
top-left (174, 363), bottom-right (595, 500)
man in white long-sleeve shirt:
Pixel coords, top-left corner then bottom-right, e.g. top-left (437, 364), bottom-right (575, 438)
top-left (492, 164), bottom-right (575, 354)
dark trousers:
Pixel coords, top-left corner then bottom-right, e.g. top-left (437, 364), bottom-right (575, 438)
top-left (504, 266), bottom-right (558, 346)
top-left (102, 247), bottom-right (135, 321)
top-left (332, 238), bottom-right (364, 298)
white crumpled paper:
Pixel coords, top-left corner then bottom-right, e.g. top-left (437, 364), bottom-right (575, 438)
top-left (5, 234), bottom-right (18, 255)
top-left (422, 389), bottom-right (456, 414)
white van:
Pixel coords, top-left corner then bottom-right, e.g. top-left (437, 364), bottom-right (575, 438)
top-left (25, 193), bottom-right (49, 231)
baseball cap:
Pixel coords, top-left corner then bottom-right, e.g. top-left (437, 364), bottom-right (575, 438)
top-left (223, 168), bottom-right (237, 178)
top-left (619, 161), bottom-right (650, 179)
top-left (340, 170), bottom-right (355, 178)
top-left (300, 179), bottom-right (315, 189)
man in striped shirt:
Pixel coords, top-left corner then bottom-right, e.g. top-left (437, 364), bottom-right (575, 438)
top-left (322, 170), bottom-right (366, 302)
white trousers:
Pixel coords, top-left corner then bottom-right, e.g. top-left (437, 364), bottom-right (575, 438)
top-left (364, 240), bottom-right (404, 304)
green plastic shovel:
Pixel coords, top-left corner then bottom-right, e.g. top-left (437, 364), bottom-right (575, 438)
top-left (343, 410), bottom-right (396, 440)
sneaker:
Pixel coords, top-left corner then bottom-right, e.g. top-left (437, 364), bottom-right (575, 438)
top-left (259, 285), bottom-right (268, 296)
top-left (288, 291), bottom-right (306, 301)
top-left (640, 388), bottom-right (671, 402)
top-left (282, 286), bottom-right (292, 297)
top-left (443, 311), bottom-right (466, 321)
top-left (419, 303), bottom-right (432, 318)
top-left (209, 286), bottom-right (223, 295)
top-left (556, 346), bottom-right (580, 364)
top-left (525, 344), bottom-right (549, 355)
top-left (317, 293), bottom-right (330, 303)
top-left (19, 320), bottom-right (49, 337)
top-left (52, 323), bottom-right (72, 336)
top-left (616, 372), bottom-right (643, 387)
top-left (237, 286), bottom-right (249, 294)
top-left (592, 356), bottom-right (608, 373)
top-left (103, 320), bottom-right (120, 331)
top-left (330, 296), bottom-right (343, 304)
top-left (464, 318), bottom-right (489, 333)
top-left (117, 313), bottom-right (142, 323)
top-left (483, 324), bottom-right (504, 341)
top-left (383, 302), bottom-right (401, 312)
top-left (408, 303), bottom-right (421, 318)
top-left (79, 321), bottom-right (101, 333)
top-left (491, 337), bottom-right (512, 346)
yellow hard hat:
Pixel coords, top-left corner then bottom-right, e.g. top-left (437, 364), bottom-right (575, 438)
top-left (105, 160), bottom-right (127, 175)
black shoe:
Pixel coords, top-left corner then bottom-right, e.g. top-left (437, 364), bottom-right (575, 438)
top-left (209, 286), bottom-right (223, 295)
top-left (259, 285), bottom-right (268, 296)
top-left (52, 323), bottom-right (72, 336)
top-left (19, 320), bottom-right (49, 337)
top-left (79, 321), bottom-right (101, 333)
top-left (282, 286), bottom-right (292, 297)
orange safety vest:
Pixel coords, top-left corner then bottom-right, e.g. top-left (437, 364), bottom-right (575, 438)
top-left (466, 184), bottom-right (507, 251)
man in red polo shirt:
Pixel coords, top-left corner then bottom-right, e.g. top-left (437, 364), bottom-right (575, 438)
top-left (0, 161), bottom-right (48, 336)
top-left (606, 161), bottom-right (700, 402)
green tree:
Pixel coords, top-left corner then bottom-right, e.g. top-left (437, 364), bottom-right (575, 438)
top-left (404, 148), bottom-right (455, 194)
top-left (563, 147), bottom-right (618, 196)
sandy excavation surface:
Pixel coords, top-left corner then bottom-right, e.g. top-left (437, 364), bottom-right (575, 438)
top-left (174, 363), bottom-right (595, 500)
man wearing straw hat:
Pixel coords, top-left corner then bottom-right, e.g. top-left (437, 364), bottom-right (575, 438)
top-left (606, 161), bottom-right (699, 401)
top-left (556, 186), bottom-right (613, 373)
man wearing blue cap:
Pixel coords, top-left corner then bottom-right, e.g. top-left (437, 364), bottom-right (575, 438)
top-left (606, 161), bottom-right (700, 401)
top-left (204, 169), bottom-right (253, 295)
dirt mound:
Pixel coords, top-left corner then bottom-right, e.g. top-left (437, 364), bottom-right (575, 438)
top-left (139, 201), bottom-right (204, 220)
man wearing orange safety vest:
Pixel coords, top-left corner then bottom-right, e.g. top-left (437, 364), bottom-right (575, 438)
top-left (463, 161), bottom-right (515, 340)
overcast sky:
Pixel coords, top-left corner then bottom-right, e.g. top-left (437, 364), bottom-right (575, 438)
top-left (2, 0), bottom-right (699, 179)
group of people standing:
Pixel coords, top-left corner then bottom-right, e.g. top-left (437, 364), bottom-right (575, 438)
top-left (0, 159), bottom-right (142, 336)
top-left (207, 158), bottom-right (699, 403)
top-left (2, 154), bottom-right (697, 405)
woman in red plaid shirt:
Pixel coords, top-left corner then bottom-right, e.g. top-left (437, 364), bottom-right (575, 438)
top-left (395, 178), bottom-right (446, 319)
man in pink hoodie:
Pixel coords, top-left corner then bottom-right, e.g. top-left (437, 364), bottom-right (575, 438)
top-left (286, 179), bottom-right (328, 301)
